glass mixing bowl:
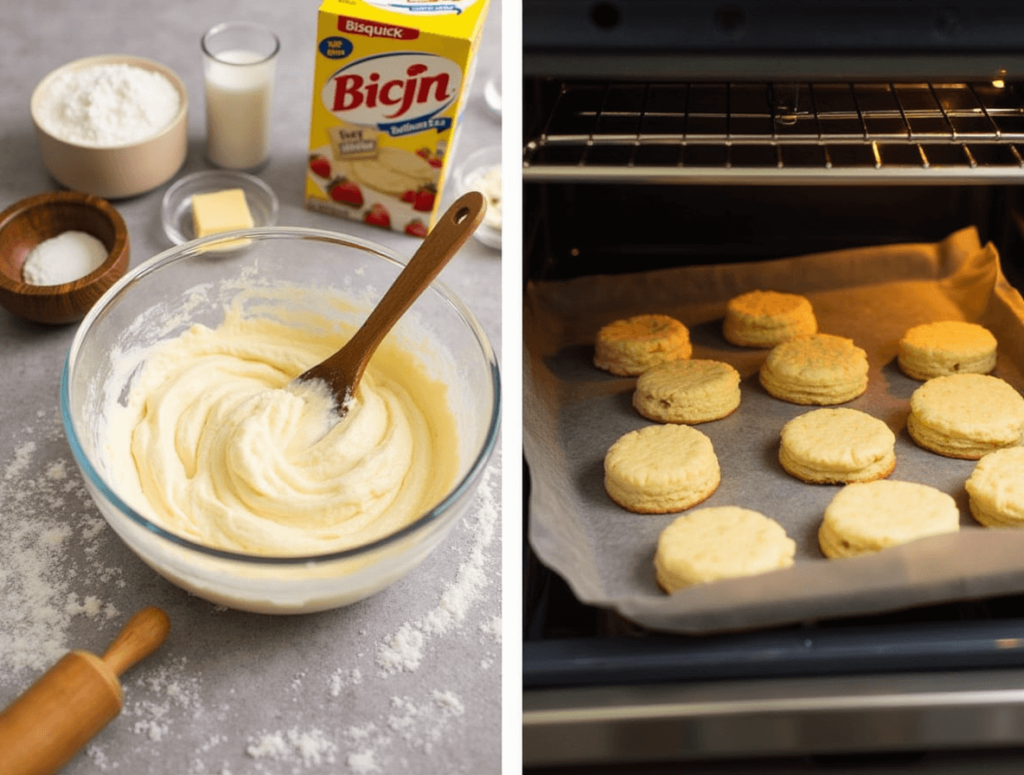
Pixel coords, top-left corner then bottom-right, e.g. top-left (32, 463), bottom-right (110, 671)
top-left (61, 227), bottom-right (500, 613)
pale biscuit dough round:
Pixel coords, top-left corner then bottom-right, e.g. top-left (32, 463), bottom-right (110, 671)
top-left (907, 373), bottom-right (1024, 459)
top-left (965, 447), bottom-right (1024, 527)
top-left (779, 408), bottom-right (896, 484)
top-left (633, 359), bottom-right (741, 424)
top-left (898, 320), bottom-right (997, 381)
top-left (594, 314), bottom-right (693, 377)
top-left (759, 333), bottom-right (869, 405)
top-left (818, 480), bottom-right (960, 559)
top-left (604, 424), bottom-right (720, 514)
top-left (654, 506), bottom-right (796, 592)
top-left (723, 289), bottom-right (817, 348)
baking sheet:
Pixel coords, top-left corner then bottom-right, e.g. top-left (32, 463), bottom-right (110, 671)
top-left (524, 227), bottom-right (1024, 634)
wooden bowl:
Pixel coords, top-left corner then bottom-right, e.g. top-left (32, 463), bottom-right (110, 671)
top-left (30, 55), bottom-right (188, 199)
top-left (0, 191), bottom-right (130, 325)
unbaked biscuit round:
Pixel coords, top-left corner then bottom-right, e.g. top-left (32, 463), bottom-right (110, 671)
top-left (723, 289), bottom-right (817, 348)
top-left (633, 359), bottom-right (741, 424)
top-left (654, 506), bottom-right (796, 592)
top-left (965, 447), bottom-right (1024, 527)
top-left (759, 333), bottom-right (869, 405)
top-left (907, 373), bottom-right (1024, 459)
top-left (603, 424), bottom-right (720, 514)
top-left (898, 320), bottom-right (997, 381)
top-left (779, 408), bottom-right (896, 484)
top-left (818, 480), bottom-right (960, 559)
top-left (594, 314), bottom-right (692, 376)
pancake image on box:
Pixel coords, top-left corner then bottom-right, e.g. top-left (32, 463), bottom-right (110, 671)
top-left (633, 359), bottom-right (741, 424)
top-left (966, 447), bottom-right (1024, 528)
top-left (907, 373), bottom-right (1024, 459)
top-left (897, 320), bottom-right (998, 381)
top-left (818, 480), bottom-right (960, 559)
top-left (723, 289), bottom-right (817, 348)
top-left (779, 408), bottom-right (896, 484)
top-left (593, 314), bottom-right (692, 376)
top-left (654, 506), bottom-right (796, 593)
top-left (603, 424), bottom-right (720, 514)
top-left (759, 333), bottom-right (869, 405)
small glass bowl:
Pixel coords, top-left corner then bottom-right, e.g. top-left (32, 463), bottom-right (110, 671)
top-left (160, 170), bottom-right (278, 245)
top-left (455, 145), bottom-right (501, 251)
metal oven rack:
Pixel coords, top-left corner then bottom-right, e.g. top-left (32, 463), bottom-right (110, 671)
top-left (523, 81), bottom-right (1024, 184)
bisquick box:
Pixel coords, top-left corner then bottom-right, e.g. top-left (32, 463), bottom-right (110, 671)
top-left (305, 0), bottom-right (490, 236)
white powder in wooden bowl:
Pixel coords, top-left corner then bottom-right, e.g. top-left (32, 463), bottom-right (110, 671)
top-left (36, 62), bottom-right (181, 147)
top-left (22, 230), bottom-right (109, 286)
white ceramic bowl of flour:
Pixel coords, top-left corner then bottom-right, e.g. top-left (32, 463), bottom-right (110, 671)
top-left (31, 54), bottom-right (188, 199)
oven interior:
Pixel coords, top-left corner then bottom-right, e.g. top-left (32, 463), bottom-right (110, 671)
top-left (522, 47), bottom-right (1024, 767)
top-left (524, 78), bottom-right (1024, 284)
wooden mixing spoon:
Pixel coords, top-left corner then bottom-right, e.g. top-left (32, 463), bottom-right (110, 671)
top-left (296, 190), bottom-right (486, 414)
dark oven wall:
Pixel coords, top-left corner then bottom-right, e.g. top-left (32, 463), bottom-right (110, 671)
top-left (524, 181), bottom-right (1024, 282)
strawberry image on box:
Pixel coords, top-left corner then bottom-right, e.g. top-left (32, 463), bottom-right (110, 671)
top-left (305, 0), bottom-right (491, 234)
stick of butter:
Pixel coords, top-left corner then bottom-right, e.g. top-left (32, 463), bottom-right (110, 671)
top-left (191, 188), bottom-right (254, 249)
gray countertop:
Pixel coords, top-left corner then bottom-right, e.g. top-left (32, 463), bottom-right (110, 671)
top-left (0, 1), bottom-right (503, 773)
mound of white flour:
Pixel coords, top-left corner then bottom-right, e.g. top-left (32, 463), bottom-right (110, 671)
top-left (36, 62), bottom-right (180, 147)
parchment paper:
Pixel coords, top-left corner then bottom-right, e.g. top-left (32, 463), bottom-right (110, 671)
top-left (524, 227), bottom-right (1024, 634)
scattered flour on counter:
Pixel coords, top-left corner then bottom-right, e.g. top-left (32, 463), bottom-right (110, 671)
top-left (124, 655), bottom-right (205, 744)
top-left (86, 744), bottom-right (111, 770)
top-left (301, 464), bottom-right (500, 772)
top-left (187, 735), bottom-right (232, 775)
top-left (387, 690), bottom-right (467, 753)
top-left (0, 419), bottom-right (124, 680)
top-left (375, 468), bottom-right (500, 676)
top-left (376, 622), bottom-right (425, 674)
top-left (329, 667), bottom-right (363, 697)
top-left (347, 749), bottom-right (381, 773)
top-left (246, 727), bottom-right (338, 769)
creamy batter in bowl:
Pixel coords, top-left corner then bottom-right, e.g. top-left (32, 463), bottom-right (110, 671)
top-left (61, 227), bottom-right (499, 613)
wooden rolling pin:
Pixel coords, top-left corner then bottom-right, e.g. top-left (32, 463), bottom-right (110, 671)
top-left (0, 606), bottom-right (171, 775)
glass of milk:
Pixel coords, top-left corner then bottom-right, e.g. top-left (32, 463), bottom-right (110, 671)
top-left (201, 21), bottom-right (280, 170)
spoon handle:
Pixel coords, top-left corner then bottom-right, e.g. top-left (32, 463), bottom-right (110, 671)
top-left (300, 191), bottom-right (486, 391)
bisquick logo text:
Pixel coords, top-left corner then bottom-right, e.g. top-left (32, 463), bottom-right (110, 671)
top-left (321, 52), bottom-right (462, 133)
top-left (337, 16), bottom-right (419, 41)
top-left (332, 63), bottom-right (452, 120)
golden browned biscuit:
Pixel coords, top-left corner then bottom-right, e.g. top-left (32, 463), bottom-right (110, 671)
top-left (779, 408), bottom-right (896, 484)
top-left (633, 359), bottom-right (741, 424)
top-left (818, 480), bottom-right (960, 559)
top-left (907, 373), bottom-right (1024, 459)
top-left (603, 424), bottom-right (720, 514)
top-left (654, 506), bottom-right (796, 592)
top-left (759, 333), bottom-right (869, 405)
top-left (723, 289), bottom-right (817, 348)
top-left (965, 447), bottom-right (1024, 527)
top-left (898, 320), bottom-right (997, 381)
top-left (594, 314), bottom-right (692, 376)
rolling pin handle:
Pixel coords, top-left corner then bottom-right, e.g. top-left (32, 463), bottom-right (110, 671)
top-left (0, 607), bottom-right (171, 775)
top-left (102, 606), bottom-right (172, 677)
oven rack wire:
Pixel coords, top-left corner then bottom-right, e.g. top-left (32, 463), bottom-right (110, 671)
top-left (523, 81), bottom-right (1024, 183)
